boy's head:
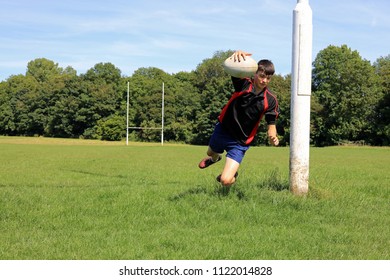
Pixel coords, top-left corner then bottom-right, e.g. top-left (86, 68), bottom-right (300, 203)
top-left (257, 59), bottom-right (275, 76)
top-left (254, 59), bottom-right (274, 90)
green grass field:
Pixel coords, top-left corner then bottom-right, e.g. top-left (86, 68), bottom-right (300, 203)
top-left (0, 136), bottom-right (389, 260)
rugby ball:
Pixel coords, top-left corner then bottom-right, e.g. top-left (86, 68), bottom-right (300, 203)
top-left (222, 55), bottom-right (258, 78)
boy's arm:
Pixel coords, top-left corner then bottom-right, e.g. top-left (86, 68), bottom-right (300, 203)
top-left (267, 124), bottom-right (279, 146)
top-left (231, 76), bottom-right (250, 92)
top-left (230, 50), bottom-right (254, 92)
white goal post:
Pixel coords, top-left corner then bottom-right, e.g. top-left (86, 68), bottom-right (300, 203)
top-left (126, 82), bottom-right (164, 146)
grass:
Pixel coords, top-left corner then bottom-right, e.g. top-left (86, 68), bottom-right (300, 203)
top-left (0, 136), bottom-right (389, 260)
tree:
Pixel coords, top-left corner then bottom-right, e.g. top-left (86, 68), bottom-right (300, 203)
top-left (127, 67), bottom-right (201, 143)
top-left (373, 55), bottom-right (390, 145)
top-left (165, 71), bottom-right (200, 143)
top-left (26, 58), bottom-right (63, 83)
top-left (84, 62), bottom-right (122, 85)
top-left (3, 74), bottom-right (41, 135)
top-left (1, 49), bottom-right (388, 146)
top-left (95, 114), bottom-right (126, 141)
top-left (45, 75), bottom-right (88, 138)
top-left (192, 50), bottom-right (233, 144)
top-left (0, 81), bottom-right (15, 134)
top-left (312, 45), bottom-right (382, 146)
top-left (127, 67), bottom-right (168, 141)
top-left (79, 63), bottom-right (123, 138)
top-left (21, 58), bottom-right (74, 136)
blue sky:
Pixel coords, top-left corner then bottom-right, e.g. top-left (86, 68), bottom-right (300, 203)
top-left (1, 0), bottom-right (389, 81)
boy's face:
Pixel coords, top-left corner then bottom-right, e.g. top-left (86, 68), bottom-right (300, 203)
top-left (254, 70), bottom-right (272, 91)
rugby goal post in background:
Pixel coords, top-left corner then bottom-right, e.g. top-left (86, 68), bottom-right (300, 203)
top-left (126, 82), bottom-right (165, 146)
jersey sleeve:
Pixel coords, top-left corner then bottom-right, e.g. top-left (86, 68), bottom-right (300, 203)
top-left (264, 93), bottom-right (280, 125)
top-left (231, 77), bottom-right (251, 92)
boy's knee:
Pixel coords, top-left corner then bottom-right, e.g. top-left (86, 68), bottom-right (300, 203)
top-left (219, 174), bottom-right (235, 186)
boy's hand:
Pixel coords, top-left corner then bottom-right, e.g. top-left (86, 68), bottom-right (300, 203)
top-left (232, 50), bottom-right (252, 62)
top-left (267, 124), bottom-right (279, 146)
top-left (269, 135), bottom-right (279, 146)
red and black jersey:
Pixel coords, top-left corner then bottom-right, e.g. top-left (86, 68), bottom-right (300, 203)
top-left (218, 77), bottom-right (280, 146)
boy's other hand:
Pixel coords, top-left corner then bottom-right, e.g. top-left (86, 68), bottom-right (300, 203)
top-left (269, 135), bottom-right (279, 146)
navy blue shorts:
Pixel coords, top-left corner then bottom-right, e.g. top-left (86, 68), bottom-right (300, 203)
top-left (208, 122), bottom-right (249, 164)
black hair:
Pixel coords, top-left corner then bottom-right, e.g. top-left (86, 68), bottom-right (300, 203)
top-left (257, 59), bottom-right (275, 76)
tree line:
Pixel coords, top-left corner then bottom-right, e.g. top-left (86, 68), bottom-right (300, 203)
top-left (0, 45), bottom-right (389, 146)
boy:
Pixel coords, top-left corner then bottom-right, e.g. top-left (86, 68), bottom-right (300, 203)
top-left (198, 50), bottom-right (280, 187)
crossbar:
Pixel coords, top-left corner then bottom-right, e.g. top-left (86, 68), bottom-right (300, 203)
top-left (128, 127), bottom-right (162, 130)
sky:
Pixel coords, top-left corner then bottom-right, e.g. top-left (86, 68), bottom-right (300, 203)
top-left (0, 0), bottom-right (389, 81)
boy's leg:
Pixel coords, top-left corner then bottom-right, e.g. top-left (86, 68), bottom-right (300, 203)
top-left (198, 146), bottom-right (221, 169)
top-left (207, 146), bottom-right (221, 161)
top-left (218, 157), bottom-right (240, 187)
top-left (199, 123), bottom-right (224, 169)
top-left (217, 142), bottom-right (249, 186)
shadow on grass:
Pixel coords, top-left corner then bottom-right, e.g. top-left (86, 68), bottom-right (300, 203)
top-left (65, 169), bottom-right (128, 179)
top-left (168, 186), bottom-right (209, 201)
top-left (213, 185), bottom-right (247, 200)
top-left (169, 168), bottom-right (289, 202)
top-left (168, 185), bottom-right (248, 201)
top-left (255, 168), bottom-right (289, 192)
